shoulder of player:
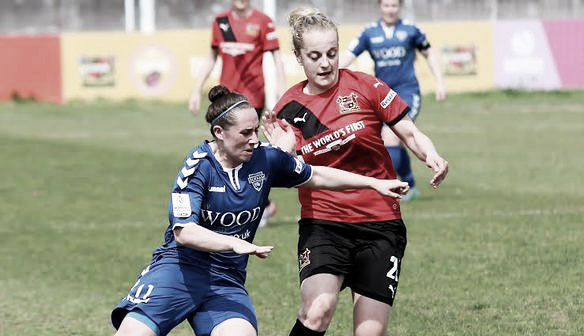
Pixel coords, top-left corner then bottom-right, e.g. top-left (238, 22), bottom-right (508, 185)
top-left (174, 144), bottom-right (213, 190)
top-left (214, 10), bottom-right (231, 20)
top-left (250, 8), bottom-right (273, 22)
top-left (274, 82), bottom-right (306, 111)
top-left (340, 68), bottom-right (377, 83)
top-left (398, 19), bottom-right (421, 30)
top-left (363, 20), bottom-right (382, 32)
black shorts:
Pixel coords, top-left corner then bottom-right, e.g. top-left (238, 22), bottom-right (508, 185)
top-left (297, 218), bottom-right (407, 306)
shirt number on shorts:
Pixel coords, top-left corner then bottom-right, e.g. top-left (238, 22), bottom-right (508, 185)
top-left (386, 256), bottom-right (400, 298)
top-left (127, 267), bottom-right (155, 304)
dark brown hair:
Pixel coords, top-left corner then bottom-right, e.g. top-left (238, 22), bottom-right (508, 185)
top-left (205, 85), bottom-right (252, 137)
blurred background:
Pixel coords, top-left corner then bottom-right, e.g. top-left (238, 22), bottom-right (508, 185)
top-left (1, 0), bottom-right (583, 32)
top-left (1, 0), bottom-right (583, 106)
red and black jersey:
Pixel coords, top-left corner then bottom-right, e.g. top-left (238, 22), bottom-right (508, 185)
top-left (274, 69), bottom-right (410, 223)
top-left (212, 9), bottom-right (279, 109)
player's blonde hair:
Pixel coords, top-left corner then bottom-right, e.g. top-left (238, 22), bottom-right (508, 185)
top-left (288, 7), bottom-right (338, 54)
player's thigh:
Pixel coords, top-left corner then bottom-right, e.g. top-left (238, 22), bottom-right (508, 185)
top-left (210, 318), bottom-right (256, 336)
top-left (299, 273), bottom-right (344, 316)
top-left (189, 286), bottom-right (257, 336)
top-left (112, 263), bottom-right (207, 335)
top-left (352, 293), bottom-right (391, 336)
top-left (349, 221), bottom-right (407, 306)
top-left (115, 315), bottom-right (158, 336)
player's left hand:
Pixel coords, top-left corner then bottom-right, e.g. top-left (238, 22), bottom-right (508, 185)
top-left (426, 154), bottom-right (448, 188)
top-left (261, 111), bottom-right (296, 153)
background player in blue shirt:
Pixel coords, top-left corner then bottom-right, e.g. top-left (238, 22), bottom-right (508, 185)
top-left (111, 85), bottom-right (409, 336)
top-left (340, 0), bottom-right (446, 201)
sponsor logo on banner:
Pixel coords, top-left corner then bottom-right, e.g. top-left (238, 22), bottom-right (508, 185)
top-left (129, 44), bottom-right (177, 95)
top-left (79, 56), bottom-right (115, 87)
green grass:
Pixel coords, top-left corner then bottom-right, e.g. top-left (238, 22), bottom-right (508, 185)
top-left (1, 90), bottom-right (583, 335)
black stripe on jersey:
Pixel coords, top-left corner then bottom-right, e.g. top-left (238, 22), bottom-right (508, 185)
top-left (216, 16), bottom-right (236, 42)
top-left (385, 106), bottom-right (411, 126)
top-left (277, 100), bottom-right (329, 140)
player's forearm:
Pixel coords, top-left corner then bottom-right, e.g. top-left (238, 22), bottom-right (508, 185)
top-left (339, 50), bottom-right (356, 69)
top-left (425, 49), bottom-right (445, 84)
top-left (191, 52), bottom-right (217, 93)
top-left (174, 224), bottom-right (240, 252)
top-left (272, 50), bottom-right (287, 98)
top-left (404, 130), bottom-right (439, 162)
top-left (306, 166), bottom-right (377, 190)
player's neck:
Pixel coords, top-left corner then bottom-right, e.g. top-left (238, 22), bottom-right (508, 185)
top-left (232, 7), bottom-right (252, 19)
top-left (211, 143), bottom-right (239, 169)
top-left (380, 20), bottom-right (397, 28)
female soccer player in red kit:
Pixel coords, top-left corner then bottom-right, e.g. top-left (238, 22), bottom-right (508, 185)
top-left (263, 7), bottom-right (449, 336)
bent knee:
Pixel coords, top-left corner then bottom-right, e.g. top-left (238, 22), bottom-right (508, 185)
top-left (299, 298), bottom-right (337, 331)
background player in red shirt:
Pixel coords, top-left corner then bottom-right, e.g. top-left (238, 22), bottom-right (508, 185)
top-left (189, 0), bottom-right (286, 227)
top-left (263, 7), bottom-right (448, 336)
top-left (189, 0), bottom-right (286, 117)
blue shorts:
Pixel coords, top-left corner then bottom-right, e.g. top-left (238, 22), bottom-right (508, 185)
top-left (400, 92), bottom-right (421, 121)
top-left (111, 262), bottom-right (257, 336)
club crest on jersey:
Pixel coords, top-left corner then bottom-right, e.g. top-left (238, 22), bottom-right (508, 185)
top-left (246, 23), bottom-right (260, 37)
top-left (336, 92), bottom-right (360, 114)
top-left (396, 30), bottom-right (408, 41)
top-left (248, 171), bottom-right (266, 191)
top-left (298, 248), bottom-right (311, 272)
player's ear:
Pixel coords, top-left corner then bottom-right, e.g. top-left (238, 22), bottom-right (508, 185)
top-left (294, 51), bottom-right (302, 64)
top-left (213, 125), bottom-right (224, 140)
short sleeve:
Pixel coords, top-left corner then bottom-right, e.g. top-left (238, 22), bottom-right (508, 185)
top-left (347, 28), bottom-right (369, 57)
top-left (362, 73), bottom-right (410, 125)
top-left (265, 145), bottom-right (312, 188)
top-left (261, 15), bottom-right (279, 51)
top-left (168, 153), bottom-right (209, 228)
top-left (211, 17), bottom-right (221, 48)
top-left (414, 25), bottom-right (430, 51)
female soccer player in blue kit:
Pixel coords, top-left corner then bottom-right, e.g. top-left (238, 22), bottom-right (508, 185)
top-left (340, 0), bottom-right (446, 201)
top-left (111, 85), bottom-right (409, 336)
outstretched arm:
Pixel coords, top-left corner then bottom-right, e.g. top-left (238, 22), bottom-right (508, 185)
top-left (305, 166), bottom-right (409, 198)
top-left (391, 117), bottom-right (449, 188)
top-left (174, 225), bottom-right (273, 258)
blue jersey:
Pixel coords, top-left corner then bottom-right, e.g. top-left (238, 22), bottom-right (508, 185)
top-left (348, 19), bottom-right (430, 97)
top-left (152, 140), bottom-right (312, 284)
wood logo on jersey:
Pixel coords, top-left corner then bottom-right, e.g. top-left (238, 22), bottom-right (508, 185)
top-left (336, 92), bottom-right (360, 114)
top-left (248, 171), bottom-right (266, 191)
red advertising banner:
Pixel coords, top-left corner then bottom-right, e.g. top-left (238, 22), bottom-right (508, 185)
top-left (0, 35), bottom-right (62, 103)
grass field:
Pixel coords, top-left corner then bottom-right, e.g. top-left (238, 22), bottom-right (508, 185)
top-left (1, 90), bottom-right (583, 335)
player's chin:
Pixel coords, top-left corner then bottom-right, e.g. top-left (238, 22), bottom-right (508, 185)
top-left (241, 150), bottom-right (254, 162)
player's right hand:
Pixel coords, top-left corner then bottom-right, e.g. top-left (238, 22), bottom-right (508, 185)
top-left (232, 240), bottom-right (274, 258)
top-left (189, 93), bottom-right (201, 116)
top-left (374, 179), bottom-right (410, 198)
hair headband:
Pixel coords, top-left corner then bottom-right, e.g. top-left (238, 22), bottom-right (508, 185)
top-left (211, 100), bottom-right (248, 125)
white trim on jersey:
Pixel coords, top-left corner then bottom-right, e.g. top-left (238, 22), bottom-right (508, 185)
top-left (223, 165), bottom-right (242, 190)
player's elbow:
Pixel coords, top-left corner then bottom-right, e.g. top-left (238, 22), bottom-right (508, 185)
top-left (173, 226), bottom-right (188, 246)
